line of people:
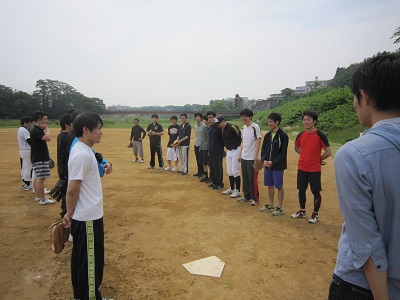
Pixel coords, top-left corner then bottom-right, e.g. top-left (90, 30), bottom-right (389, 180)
top-left (129, 108), bottom-right (332, 224)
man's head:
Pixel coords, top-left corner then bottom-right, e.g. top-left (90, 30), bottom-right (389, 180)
top-left (133, 118), bottom-right (139, 126)
top-left (350, 54), bottom-right (400, 126)
top-left (73, 113), bottom-right (104, 145)
top-left (20, 116), bottom-right (33, 128)
top-left (302, 110), bottom-right (318, 130)
top-left (215, 116), bottom-right (227, 129)
top-left (151, 114), bottom-right (159, 123)
top-left (267, 113), bottom-right (281, 131)
top-left (194, 113), bottom-right (203, 123)
top-left (170, 115), bottom-right (178, 125)
top-left (206, 111), bottom-right (216, 124)
top-left (240, 109), bottom-right (253, 125)
top-left (180, 113), bottom-right (188, 124)
top-left (60, 113), bottom-right (72, 132)
top-left (32, 110), bottom-right (48, 124)
top-left (203, 115), bottom-right (208, 125)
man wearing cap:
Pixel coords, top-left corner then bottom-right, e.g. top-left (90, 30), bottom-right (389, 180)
top-left (216, 116), bottom-right (242, 198)
top-left (146, 114), bottom-right (164, 170)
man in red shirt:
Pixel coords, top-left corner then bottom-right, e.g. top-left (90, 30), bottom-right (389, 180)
top-left (291, 110), bottom-right (331, 224)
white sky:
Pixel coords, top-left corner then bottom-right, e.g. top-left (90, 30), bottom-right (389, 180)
top-left (1, 0), bottom-right (399, 107)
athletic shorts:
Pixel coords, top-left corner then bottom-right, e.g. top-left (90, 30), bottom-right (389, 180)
top-left (200, 150), bottom-right (209, 165)
top-left (297, 170), bottom-right (321, 192)
top-left (167, 147), bottom-right (179, 161)
top-left (264, 169), bottom-right (284, 189)
top-left (32, 161), bottom-right (51, 178)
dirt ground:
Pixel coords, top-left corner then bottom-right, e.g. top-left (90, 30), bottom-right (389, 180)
top-left (0, 127), bottom-right (343, 299)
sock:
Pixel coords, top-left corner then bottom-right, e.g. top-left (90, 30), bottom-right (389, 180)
top-left (229, 176), bottom-right (234, 190)
top-left (234, 176), bottom-right (241, 191)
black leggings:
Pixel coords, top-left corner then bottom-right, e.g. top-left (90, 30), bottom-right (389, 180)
top-left (299, 189), bottom-right (321, 212)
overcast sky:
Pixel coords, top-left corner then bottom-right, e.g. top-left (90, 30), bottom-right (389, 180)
top-left (1, 0), bottom-right (399, 107)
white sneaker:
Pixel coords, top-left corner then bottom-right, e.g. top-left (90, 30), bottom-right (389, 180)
top-left (39, 198), bottom-right (55, 205)
top-left (222, 188), bottom-right (233, 195)
top-left (139, 159), bottom-right (144, 163)
top-left (171, 167), bottom-right (177, 172)
top-left (21, 183), bottom-right (33, 191)
top-left (251, 200), bottom-right (259, 206)
top-left (230, 190), bottom-right (241, 198)
top-left (44, 188), bottom-right (50, 194)
top-left (35, 196), bottom-right (52, 202)
top-left (164, 166), bottom-right (172, 171)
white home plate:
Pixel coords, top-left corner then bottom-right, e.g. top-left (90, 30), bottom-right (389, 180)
top-left (182, 256), bottom-right (225, 278)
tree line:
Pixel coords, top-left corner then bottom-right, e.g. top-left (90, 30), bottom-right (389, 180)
top-left (0, 79), bottom-right (106, 119)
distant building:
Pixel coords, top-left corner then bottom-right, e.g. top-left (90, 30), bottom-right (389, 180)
top-left (295, 86), bottom-right (306, 94)
top-left (304, 76), bottom-right (329, 93)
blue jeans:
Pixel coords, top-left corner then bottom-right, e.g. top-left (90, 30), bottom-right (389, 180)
top-left (329, 274), bottom-right (373, 300)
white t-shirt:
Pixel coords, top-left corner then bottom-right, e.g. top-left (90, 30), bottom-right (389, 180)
top-left (17, 127), bottom-right (31, 150)
top-left (68, 141), bottom-right (103, 221)
top-left (241, 122), bottom-right (262, 160)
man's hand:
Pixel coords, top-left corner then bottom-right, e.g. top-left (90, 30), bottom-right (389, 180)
top-left (63, 212), bottom-right (73, 228)
top-left (104, 162), bottom-right (113, 174)
top-left (263, 160), bottom-right (272, 167)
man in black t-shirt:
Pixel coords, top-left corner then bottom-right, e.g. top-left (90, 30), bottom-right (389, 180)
top-left (130, 118), bottom-right (146, 163)
top-left (176, 113), bottom-right (191, 175)
top-left (146, 114), bottom-right (164, 169)
top-left (165, 115), bottom-right (179, 171)
top-left (30, 110), bottom-right (55, 205)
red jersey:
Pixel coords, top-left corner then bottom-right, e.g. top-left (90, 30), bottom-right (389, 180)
top-left (295, 130), bottom-right (329, 172)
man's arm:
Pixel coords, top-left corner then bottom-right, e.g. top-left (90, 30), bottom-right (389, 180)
top-left (320, 146), bottom-right (332, 165)
top-left (41, 124), bottom-right (51, 141)
top-left (254, 138), bottom-right (261, 160)
top-left (295, 146), bottom-right (301, 155)
top-left (63, 180), bottom-right (82, 228)
top-left (363, 257), bottom-right (390, 299)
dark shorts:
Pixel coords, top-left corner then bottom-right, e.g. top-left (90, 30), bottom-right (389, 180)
top-left (200, 150), bottom-right (209, 165)
top-left (329, 274), bottom-right (373, 300)
top-left (264, 169), bottom-right (284, 189)
top-left (297, 170), bottom-right (321, 192)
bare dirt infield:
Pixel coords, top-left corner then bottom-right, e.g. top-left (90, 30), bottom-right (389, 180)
top-left (0, 127), bottom-right (343, 299)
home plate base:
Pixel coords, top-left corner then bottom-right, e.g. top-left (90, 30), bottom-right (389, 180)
top-left (182, 256), bottom-right (225, 278)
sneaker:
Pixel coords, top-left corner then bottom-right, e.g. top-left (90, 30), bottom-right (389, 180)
top-left (197, 173), bottom-right (205, 178)
top-left (164, 166), bottom-right (172, 171)
top-left (171, 166), bottom-right (177, 172)
top-left (181, 172), bottom-right (188, 175)
top-left (222, 188), bottom-right (233, 195)
top-left (192, 173), bottom-right (199, 177)
top-left (238, 197), bottom-right (251, 202)
top-left (272, 207), bottom-right (285, 216)
top-left (230, 190), bottom-right (241, 198)
top-left (260, 204), bottom-right (275, 212)
top-left (309, 212), bottom-right (319, 224)
top-left (251, 200), bottom-right (258, 206)
top-left (21, 183), bottom-right (33, 191)
top-left (139, 159), bottom-right (144, 163)
top-left (208, 183), bottom-right (215, 188)
top-left (199, 177), bottom-right (208, 182)
top-left (159, 167), bottom-right (164, 170)
top-left (35, 196), bottom-right (52, 202)
top-left (39, 198), bottom-right (55, 205)
top-left (148, 166), bottom-right (154, 169)
top-left (213, 185), bottom-right (223, 190)
top-left (132, 158), bottom-right (139, 162)
top-left (205, 179), bottom-right (212, 184)
top-left (291, 210), bottom-right (307, 219)
top-left (44, 188), bottom-right (50, 194)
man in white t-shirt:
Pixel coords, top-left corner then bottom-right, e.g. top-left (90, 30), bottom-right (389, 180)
top-left (63, 113), bottom-right (113, 300)
top-left (238, 109), bottom-right (262, 206)
top-left (17, 116), bottom-right (33, 190)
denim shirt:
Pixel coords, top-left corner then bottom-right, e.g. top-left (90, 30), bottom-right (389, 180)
top-left (334, 118), bottom-right (400, 298)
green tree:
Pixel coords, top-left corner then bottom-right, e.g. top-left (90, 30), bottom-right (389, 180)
top-left (391, 27), bottom-right (400, 51)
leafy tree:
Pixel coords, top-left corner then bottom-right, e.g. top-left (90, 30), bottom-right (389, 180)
top-left (391, 27), bottom-right (400, 51)
top-left (281, 88), bottom-right (294, 97)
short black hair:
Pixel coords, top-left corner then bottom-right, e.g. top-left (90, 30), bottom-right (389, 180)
top-left (206, 111), bottom-right (216, 117)
top-left (267, 113), bottom-right (282, 125)
top-left (59, 113), bottom-right (72, 130)
top-left (151, 114), bottom-right (159, 119)
top-left (134, 118), bottom-right (139, 122)
top-left (350, 54), bottom-right (400, 113)
top-left (194, 112), bottom-right (203, 118)
top-left (20, 116), bottom-right (33, 125)
top-left (32, 110), bottom-right (48, 122)
top-left (170, 115), bottom-right (178, 121)
top-left (302, 110), bottom-right (318, 124)
top-left (180, 113), bottom-right (188, 118)
top-left (240, 109), bottom-right (253, 118)
top-left (73, 113), bottom-right (103, 138)
top-left (71, 110), bottom-right (82, 123)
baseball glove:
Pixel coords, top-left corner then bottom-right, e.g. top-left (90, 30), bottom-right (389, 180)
top-left (49, 179), bottom-right (67, 202)
top-left (253, 159), bottom-right (264, 173)
top-left (127, 141), bottom-right (133, 148)
top-left (50, 221), bottom-right (70, 254)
